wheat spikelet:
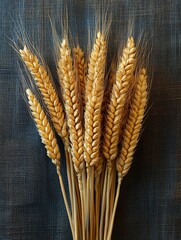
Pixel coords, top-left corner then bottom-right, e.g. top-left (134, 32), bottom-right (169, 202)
top-left (116, 68), bottom-right (148, 180)
top-left (102, 37), bottom-right (136, 172)
top-left (19, 47), bottom-right (67, 143)
top-left (26, 89), bottom-right (61, 174)
top-left (73, 46), bottom-right (86, 108)
top-left (84, 32), bottom-right (107, 168)
top-left (58, 39), bottom-right (84, 180)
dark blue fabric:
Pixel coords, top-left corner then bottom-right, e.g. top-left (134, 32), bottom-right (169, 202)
top-left (0, 0), bottom-right (180, 239)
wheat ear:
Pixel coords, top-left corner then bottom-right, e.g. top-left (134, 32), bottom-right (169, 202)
top-left (107, 68), bottom-right (148, 240)
top-left (116, 68), bottom-right (148, 178)
top-left (26, 89), bottom-right (73, 233)
top-left (58, 39), bottom-right (84, 240)
top-left (84, 32), bottom-right (107, 239)
top-left (73, 46), bottom-right (86, 109)
top-left (102, 38), bottom-right (136, 239)
top-left (20, 47), bottom-right (68, 144)
top-left (103, 37), bottom-right (136, 171)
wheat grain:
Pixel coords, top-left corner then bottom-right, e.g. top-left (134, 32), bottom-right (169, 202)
top-left (73, 46), bottom-right (86, 109)
top-left (116, 68), bottom-right (148, 179)
top-left (26, 89), bottom-right (61, 174)
top-left (102, 37), bottom-right (136, 172)
top-left (20, 47), bottom-right (68, 143)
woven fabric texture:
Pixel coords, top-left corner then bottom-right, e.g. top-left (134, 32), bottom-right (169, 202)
top-left (0, 0), bottom-right (180, 239)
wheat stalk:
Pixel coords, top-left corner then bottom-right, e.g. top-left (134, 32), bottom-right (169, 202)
top-left (26, 89), bottom-right (73, 234)
top-left (57, 38), bottom-right (85, 240)
top-left (84, 32), bottom-right (107, 239)
top-left (19, 47), bottom-right (68, 144)
top-left (102, 37), bottom-right (136, 239)
top-left (107, 68), bottom-right (148, 240)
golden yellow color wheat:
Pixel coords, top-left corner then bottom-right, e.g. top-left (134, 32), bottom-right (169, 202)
top-left (116, 68), bottom-right (148, 180)
top-left (18, 31), bottom-right (149, 240)
top-left (26, 89), bottom-right (61, 175)
top-left (58, 39), bottom-right (84, 180)
top-left (103, 37), bottom-right (136, 172)
top-left (84, 32), bottom-right (107, 168)
top-left (19, 47), bottom-right (67, 143)
top-left (73, 46), bottom-right (86, 108)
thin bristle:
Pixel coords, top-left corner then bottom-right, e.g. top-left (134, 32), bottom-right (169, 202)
top-left (103, 37), bottom-right (136, 172)
top-left (58, 38), bottom-right (84, 181)
top-left (116, 68), bottom-right (148, 179)
top-left (20, 47), bottom-right (68, 143)
top-left (26, 89), bottom-right (61, 175)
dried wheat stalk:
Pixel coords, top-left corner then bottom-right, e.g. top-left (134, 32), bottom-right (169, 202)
top-left (102, 37), bottom-right (136, 239)
top-left (57, 38), bottom-right (85, 240)
top-left (107, 68), bottom-right (148, 240)
top-left (26, 89), bottom-right (73, 234)
top-left (84, 32), bottom-right (107, 239)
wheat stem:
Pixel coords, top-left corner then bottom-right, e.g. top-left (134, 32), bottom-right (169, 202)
top-left (84, 32), bottom-right (107, 239)
top-left (107, 180), bottom-right (122, 240)
top-left (107, 68), bottom-right (148, 239)
top-left (58, 39), bottom-right (85, 236)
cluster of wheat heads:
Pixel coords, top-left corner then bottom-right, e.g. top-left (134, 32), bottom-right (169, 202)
top-left (18, 32), bottom-right (148, 240)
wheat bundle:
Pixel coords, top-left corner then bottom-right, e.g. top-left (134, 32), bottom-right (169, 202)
top-left (17, 25), bottom-right (148, 240)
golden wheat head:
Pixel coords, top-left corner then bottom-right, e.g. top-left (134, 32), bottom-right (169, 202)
top-left (26, 89), bottom-right (61, 175)
top-left (116, 68), bottom-right (148, 181)
top-left (103, 37), bottom-right (136, 173)
top-left (57, 38), bottom-right (84, 184)
top-left (84, 32), bottom-right (107, 171)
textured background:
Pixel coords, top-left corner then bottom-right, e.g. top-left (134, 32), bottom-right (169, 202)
top-left (0, 0), bottom-right (180, 239)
